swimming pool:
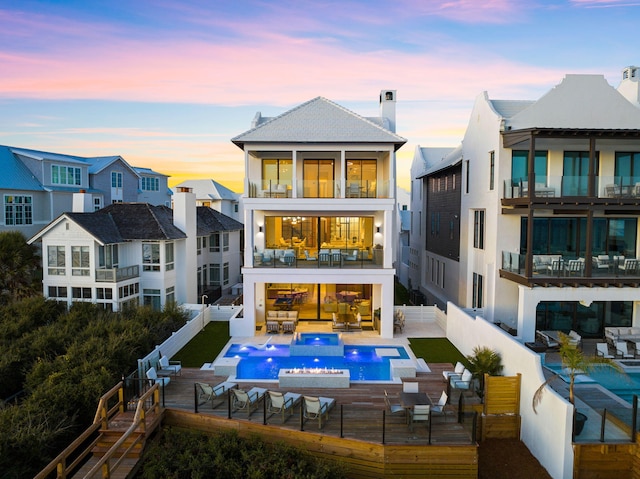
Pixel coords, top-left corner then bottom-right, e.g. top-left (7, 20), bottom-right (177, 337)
top-left (545, 363), bottom-right (640, 404)
top-left (224, 342), bottom-right (410, 381)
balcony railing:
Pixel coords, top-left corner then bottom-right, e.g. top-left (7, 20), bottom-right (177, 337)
top-left (247, 179), bottom-right (391, 199)
top-left (95, 265), bottom-right (140, 282)
top-left (501, 252), bottom-right (640, 279)
top-left (503, 176), bottom-right (640, 200)
top-left (253, 247), bottom-right (384, 269)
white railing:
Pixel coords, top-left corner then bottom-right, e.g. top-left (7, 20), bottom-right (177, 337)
top-left (445, 303), bottom-right (573, 479)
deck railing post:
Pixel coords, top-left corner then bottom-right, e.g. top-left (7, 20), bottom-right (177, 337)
top-left (263, 395), bottom-right (267, 425)
top-left (633, 396), bottom-right (638, 442)
top-left (194, 383), bottom-right (198, 413)
top-left (382, 410), bottom-right (386, 444)
top-left (228, 391), bottom-right (232, 419)
top-left (471, 411), bottom-right (478, 443)
top-left (600, 409), bottom-right (607, 442)
top-left (340, 405), bottom-right (344, 438)
top-left (428, 411), bottom-right (432, 445)
top-left (300, 404), bottom-right (304, 431)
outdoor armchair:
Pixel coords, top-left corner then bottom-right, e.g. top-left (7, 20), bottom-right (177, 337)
top-left (231, 387), bottom-right (268, 417)
top-left (267, 391), bottom-right (302, 422)
top-left (303, 395), bottom-right (335, 429)
top-left (196, 381), bottom-right (238, 408)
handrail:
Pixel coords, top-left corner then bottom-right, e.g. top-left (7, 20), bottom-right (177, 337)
top-left (34, 382), bottom-right (124, 479)
top-left (82, 383), bottom-right (163, 479)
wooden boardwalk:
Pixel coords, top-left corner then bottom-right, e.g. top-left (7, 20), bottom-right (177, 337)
top-left (160, 366), bottom-right (478, 446)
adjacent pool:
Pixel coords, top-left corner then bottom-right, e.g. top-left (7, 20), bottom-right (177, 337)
top-left (224, 341), bottom-right (410, 381)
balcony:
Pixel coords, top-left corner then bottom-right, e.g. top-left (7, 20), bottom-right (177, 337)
top-left (500, 252), bottom-right (640, 286)
top-left (95, 265), bottom-right (140, 283)
top-left (253, 247), bottom-right (383, 269)
top-left (503, 176), bottom-right (640, 202)
top-left (247, 179), bottom-right (391, 199)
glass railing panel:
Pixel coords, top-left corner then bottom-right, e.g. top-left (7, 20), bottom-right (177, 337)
top-left (96, 265), bottom-right (140, 282)
top-left (503, 177), bottom-right (559, 199)
top-left (598, 176), bottom-right (640, 199)
top-left (502, 252), bottom-right (640, 279)
top-left (298, 179), bottom-right (337, 198)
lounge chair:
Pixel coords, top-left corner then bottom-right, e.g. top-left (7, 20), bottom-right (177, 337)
top-left (231, 387), bottom-right (267, 417)
top-left (442, 361), bottom-right (465, 382)
top-left (349, 312), bottom-right (362, 331)
top-left (145, 367), bottom-right (170, 388)
top-left (157, 355), bottom-right (182, 377)
top-left (634, 342), bottom-right (640, 358)
top-left (450, 369), bottom-right (473, 394)
top-left (195, 381), bottom-right (238, 408)
top-left (332, 312), bottom-right (345, 331)
top-left (303, 395), bottom-right (335, 429)
top-left (282, 320), bottom-right (296, 334)
top-left (430, 391), bottom-right (449, 421)
top-left (409, 404), bottom-right (430, 432)
top-left (616, 341), bottom-right (634, 359)
top-left (267, 391), bottom-right (302, 422)
top-left (266, 320), bottom-right (280, 333)
top-left (304, 250), bottom-right (317, 261)
top-left (383, 390), bottom-right (406, 419)
top-left (402, 381), bottom-right (419, 393)
top-left (568, 330), bottom-right (582, 349)
top-left (596, 342), bottom-right (614, 359)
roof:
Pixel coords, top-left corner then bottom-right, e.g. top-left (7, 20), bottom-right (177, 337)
top-left (416, 145), bottom-right (463, 178)
top-left (0, 146), bottom-right (45, 190)
top-left (175, 179), bottom-right (239, 201)
top-left (9, 146), bottom-right (88, 165)
top-left (231, 96), bottom-right (407, 150)
top-left (134, 166), bottom-right (169, 177)
top-left (489, 100), bottom-right (534, 119)
top-left (196, 207), bottom-right (244, 235)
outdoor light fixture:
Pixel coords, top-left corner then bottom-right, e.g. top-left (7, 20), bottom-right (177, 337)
top-left (259, 226), bottom-right (263, 233)
top-left (376, 226), bottom-right (380, 233)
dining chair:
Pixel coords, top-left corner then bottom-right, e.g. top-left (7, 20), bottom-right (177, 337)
top-left (403, 381), bottom-right (419, 393)
top-left (409, 404), bottom-right (430, 432)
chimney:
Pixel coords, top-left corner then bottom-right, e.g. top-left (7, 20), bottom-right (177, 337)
top-left (379, 90), bottom-right (397, 132)
top-left (173, 187), bottom-right (197, 304)
top-left (617, 66), bottom-right (640, 108)
top-left (72, 190), bottom-right (93, 212)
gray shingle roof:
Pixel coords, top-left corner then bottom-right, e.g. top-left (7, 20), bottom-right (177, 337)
top-left (196, 207), bottom-right (243, 236)
top-left (0, 146), bottom-right (45, 190)
top-left (231, 97), bottom-right (406, 150)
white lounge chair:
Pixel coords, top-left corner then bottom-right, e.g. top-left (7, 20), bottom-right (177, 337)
top-left (145, 367), bottom-right (170, 388)
top-left (267, 391), bottom-right (302, 422)
top-left (616, 341), bottom-right (634, 359)
top-left (450, 369), bottom-right (473, 393)
top-left (157, 355), bottom-right (182, 377)
top-left (596, 342), bottom-right (614, 359)
top-left (195, 381), bottom-right (238, 408)
top-left (231, 387), bottom-right (267, 417)
top-left (332, 312), bottom-right (345, 331)
top-left (409, 404), bottom-right (430, 432)
top-left (303, 395), bottom-right (335, 429)
top-left (442, 361), bottom-right (465, 382)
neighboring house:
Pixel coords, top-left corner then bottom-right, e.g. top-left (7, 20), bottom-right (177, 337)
top-left (195, 206), bottom-right (244, 299)
top-left (134, 166), bottom-right (172, 207)
top-left (0, 146), bottom-right (171, 238)
top-left (232, 91), bottom-right (406, 338)
top-left (412, 66), bottom-right (640, 341)
top-left (395, 187), bottom-right (411, 290)
top-left (28, 189), bottom-right (198, 311)
top-left (174, 179), bottom-right (242, 222)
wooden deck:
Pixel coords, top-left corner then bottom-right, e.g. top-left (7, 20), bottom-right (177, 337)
top-left (160, 366), bottom-right (478, 446)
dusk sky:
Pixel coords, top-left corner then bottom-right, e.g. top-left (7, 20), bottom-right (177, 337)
top-left (1, 0), bottom-right (640, 193)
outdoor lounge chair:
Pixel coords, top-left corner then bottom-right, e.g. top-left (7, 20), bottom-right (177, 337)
top-left (616, 341), bottom-right (634, 359)
top-left (442, 361), bottom-right (465, 382)
top-left (266, 320), bottom-right (280, 333)
top-left (430, 391), bottom-right (449, 421)
top-left (303, 395), bottom-right (335, 429)
top-left (196, 381), bottom-right (238, 408)
top-left (282, 320), bottom-right (296, 334)
top-left (332, 312), bottom-right (345, 331)
top-left (231, 387), bottom-right (268, 417)
top-left (450, 369), bottom-right (473, 394)
top-left (409, 404), bottom-right (430, 432)
top-left (145, 367), bottom-right (170, 388)
top-left (267, 390), bottom-right (302, 422)
top-left (634, 342), bottom-right (640, 358)
top-left (596, 342), bottom-right (614, 359)
top-left (384, 390), bottom-right (406, 419)
top-left (157, 355), bottom-right (182, 377)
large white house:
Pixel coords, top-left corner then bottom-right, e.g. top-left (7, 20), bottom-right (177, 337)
top-left (412, 66), bottom-right (640, 342)
top-left (232, 92), bottom-right (406, 338)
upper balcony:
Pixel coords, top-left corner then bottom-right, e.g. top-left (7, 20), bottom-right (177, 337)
top-left (95, 265), bottom-right (140, 283)
top-left (502, 176), bottom-right (640, 209)
top-left (247, 179), bottom-right (392, 199)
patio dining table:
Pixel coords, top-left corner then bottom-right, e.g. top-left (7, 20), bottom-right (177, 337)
top-left (400, 392), bottom-right (432, 424)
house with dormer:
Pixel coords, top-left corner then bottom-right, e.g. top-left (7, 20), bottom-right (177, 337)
top-left (232, 92), bottom-right (406, 338)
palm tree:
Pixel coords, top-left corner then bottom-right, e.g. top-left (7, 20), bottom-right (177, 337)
top-left (466, 346), bottom-right (503, 399)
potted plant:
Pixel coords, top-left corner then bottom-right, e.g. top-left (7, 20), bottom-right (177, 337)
top-left (466, 346), bottom-right (503, 401)
top-left (373, 244), bottom-right (383, 265)
top-left (533, 333), bottom-right (622, 436)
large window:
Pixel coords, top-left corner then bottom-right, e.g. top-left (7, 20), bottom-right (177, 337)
top-left (48, 245), bottom-right (66, 276)
top-left (345, 159), bottom-right (376, 198)
top-left (262, 159), bottom-right (292, 191)
top-left (143, 289), bottom-right (161, 310)
top-left (52, 165), bottom-right (81, 185)
top-left (71, 246), bottom-right (90, 276)
top-left (614, 152), bottom-right (640, 184)
top-left (303, 159), bottom-right (335, 198)
top-left (98, 244), bottom-right (119, 269)
top-left (489, 151), bottom-right (495, 191)
top-left (4, 195), bottom-right (33, 225)
top-left (563, 151), bottom-right (592, 196)
top-left (210, 263), bottom-right (220, 285)
top-left (142, 243), bottom-right (160, 271)
top-left (472, 272), bottom-right (483, 308)
top-left (165, 242), bottom-right (174, 271)
top-left (72, 287), bottom-right (91, 299)
top-left (111, 171), bottom-right (123, 188)
top-left (141, 177), bottom-right (159, 191)
top-left (473, 210), bottom-right (485, 249)
top-left (209, 233), bottom-right (229, 252)
top-left (511, 150), bottom-right (548, 187)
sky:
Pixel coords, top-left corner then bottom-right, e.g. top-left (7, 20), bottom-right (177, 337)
top-left (1, 0), bottom-right (640, 193)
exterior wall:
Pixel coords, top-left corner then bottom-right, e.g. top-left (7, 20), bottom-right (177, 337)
top-left (91, 160), bottom-right (139, 204)
top-left (198, 229), bottom-right (243, 296)
top-left (138, 174), bottom-right (171, 206)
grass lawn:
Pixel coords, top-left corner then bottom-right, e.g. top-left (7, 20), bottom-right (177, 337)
top-left (408, 338), bottom-right (469, 367)
top-left (173, 321), bottom-right (230, 367)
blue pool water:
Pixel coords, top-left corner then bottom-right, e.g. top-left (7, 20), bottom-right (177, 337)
top-left (545, 363), bottom-right (640, 404)
top-left (224, 343), bottom-right (410, 381)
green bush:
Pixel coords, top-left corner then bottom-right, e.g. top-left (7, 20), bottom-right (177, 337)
top-left (137, 428), bottom-right (347, 479)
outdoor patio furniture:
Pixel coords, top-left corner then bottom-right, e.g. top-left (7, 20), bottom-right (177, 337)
top-left (304, 250), bottom-right (317, 261)
top-left (565, 258), bottom-right (585, 276)
top-left (282, 320), bottom-right (296, 333)
top-left (616, 341), bottom-right (634, 359)
top-left (267, 390), bottom-right (302, 422)
top-left (195, 381), bottom-right (238, 408)
top-left (596, 342), bottom-right (614, 359)
top-left (430, 391), bottom-right (449, 421)
top-left (547, 258), bottom-right (565, 276)
top-left (303, 395), bottom-right (336, 429)
top-left (231, 387), bottom-right (267, 417)
top-left (157, 355), bottom-right (182, 377)
top-left (618, 258), bottom-right (638, 275)
top-left (266, 321), bottom-right (280, 333)
top-left (348, 312), bottom-right (362, 331)
top-left (442, 361), bottom-right (465, 382)
top-left (450, 369), bottom-right (473, 394)
top-left (403, 381), bottom-right (419, 393)
top-left (409, 404), bottom-right (430, 432)
top-left (594, 254), bottom-right (610, 271)
top-left (383, 390), bottom-right (406, 419)
top-left (145, 367), bottom-right (170, 388)
top-left (568, 330), bottom-right (582, 348)
top-left (332, 312), bottom-right (346, 331)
